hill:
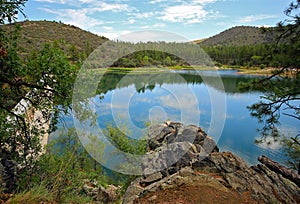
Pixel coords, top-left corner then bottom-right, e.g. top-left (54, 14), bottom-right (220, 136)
top-left (198, 26), bottom-right (277, 46)
top-left (1, 20), bottom-right (108, 57)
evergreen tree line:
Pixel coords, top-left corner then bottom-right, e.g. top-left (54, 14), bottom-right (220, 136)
top-left (111, 49), bottom-right (185, 67)
top-left (84, 41), bottom-right (212, 68)
top-left (202, 42), bottom-right (300, 68)
top-left (87, 40), bottom-right (300, 69)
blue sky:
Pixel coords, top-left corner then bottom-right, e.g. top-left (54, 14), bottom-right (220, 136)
top-left (22, 0), bottom-right (291, 41)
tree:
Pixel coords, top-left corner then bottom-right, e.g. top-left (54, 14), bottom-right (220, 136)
top-left (0, 0), bottom-right (27, 24)
top-left (0, 0), bottom-right (79, 183)
top-left (142, 55), bottom-right (149, 66)
top-left (246, 0), bottom-right (300, 172)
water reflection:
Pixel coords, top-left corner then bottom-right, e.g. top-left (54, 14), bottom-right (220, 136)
top-left (54, 69), bottom-right (298, 166)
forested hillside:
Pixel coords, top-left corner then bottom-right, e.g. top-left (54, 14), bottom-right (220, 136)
top-left (198, 26), bottom-right (277, 46)
top-left (198, 26), bottom-right (299, 68)
top-left (1, 20), bottom-right (108, 59)
top-left (202, 43), bottom-right (299, 68)
top-left (1, 21), bottom-right (297, 69)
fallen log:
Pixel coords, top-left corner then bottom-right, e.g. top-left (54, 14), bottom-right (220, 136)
top-left (258, 155), bottom-right (300, 188)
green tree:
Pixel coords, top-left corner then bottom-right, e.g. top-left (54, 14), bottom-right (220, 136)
top-left (0, 0), bottom-right (27, 24)
top-left (246, 0), bottom-right (300, 172)
top-left (16, 128), bottom-right (107, 202)
top-left (142, 55), bottom-right (149, 66)
top-left (251, 55), bottom-right (263, 66)
top-left (0, 0), bottom-right (79, 184)
top-left (164, 56), bottom-right (172, 66)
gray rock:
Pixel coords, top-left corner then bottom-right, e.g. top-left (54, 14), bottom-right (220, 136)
top-left (124, 152), bottom-right (300, 204)
top-left (140, 172), bottom-right (163, 186)
top-left (175, 125), bottom-right (199, 143)
top-left (122, 122), bottom-right (300, 204)
top-left (82, 180), bottom-right (120, 203)
top-left (147, 124), bottom-right (174, 151)
top-left (97, 186), bottom-right (110, 204)
top-left (202, 137), bottom-right (219, 153)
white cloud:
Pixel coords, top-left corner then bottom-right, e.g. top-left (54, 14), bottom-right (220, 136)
top-left (131, 11), bottom-right (159, 19)
top-left (191, 0), bottom-right (217, 4)
top-left (256, 136), bottom-right (282, 150)
top-left (148, 0), bottom-right (184, 4)
top-left (40, 1), bottom-right (132, 31)
top-left (96, 30), bottom-right (132, 40)
top-left (95, 2), bottom-right (132, 12)
top-left (116, 30), bottom-right (188, 43)
top-left (259, 25), bottom-right (272, 28)
top-left (102, 26), bottom-right (113, 31)
top-left (237, 14), bottom-right (277, 23)
top-left (128, 19), bottom-right (136, 24)
top-left (35, 0), bottom-right (94, 4)
top-left (36, 0), bottom-right (132, 12)
top-left (35, 0), bottom-right (64, 3)
top-left (149, 0), bottom-right (217, 5)
top-left (149, 0), bottom-right (165, 4)
top-left (159, 5), bottom-right (208, 24)
top-left (41, 8), bottom-right (104, 29)
top-left (138, 23), bottom-right (166, 29)
top-left (39, 1), bottom-right (132, 29)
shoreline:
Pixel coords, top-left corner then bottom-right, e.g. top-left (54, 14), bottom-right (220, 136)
top-left (86, 66), bottom-right (299, 78)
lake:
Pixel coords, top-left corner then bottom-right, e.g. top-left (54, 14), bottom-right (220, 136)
top-left (52, 69), bottom-right (298, 167)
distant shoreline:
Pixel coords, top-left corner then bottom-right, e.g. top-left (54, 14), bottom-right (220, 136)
top-left (87, 66), bottom-right (298, 77)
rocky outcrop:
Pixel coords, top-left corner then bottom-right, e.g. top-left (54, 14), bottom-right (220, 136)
top-left (82, 180), bottom-right (121, 204)
top-left (123, 122), bottom-right (300, 204)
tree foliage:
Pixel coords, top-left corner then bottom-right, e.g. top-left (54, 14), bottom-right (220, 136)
top-left (244, 0), bottom-right (300, 172)
top-left (0, 0), bottom-right (79, 178)
top-left (0, 0), bottom-right (27, 24)
top-left (15, 128), bottom-right (109, 203)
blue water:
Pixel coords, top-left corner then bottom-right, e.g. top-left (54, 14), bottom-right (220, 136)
top-left (52, 69), bottom-right (299, 166)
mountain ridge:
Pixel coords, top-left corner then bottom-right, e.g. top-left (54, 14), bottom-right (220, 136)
top-left (1, 20), bottom-right (108, 57)
top-left (1, 21), bottom-right (281, 57)
top-left (198, 26), bottom-right (278, 46)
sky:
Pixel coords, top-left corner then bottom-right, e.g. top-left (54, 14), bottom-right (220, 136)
top-left (21, 0), bottom-right (292, 41)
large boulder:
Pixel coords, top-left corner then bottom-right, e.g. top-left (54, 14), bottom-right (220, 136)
top-left (122, 122), bottom-right (300, 204)
top-left (142, 122), bottom-right (218, 178)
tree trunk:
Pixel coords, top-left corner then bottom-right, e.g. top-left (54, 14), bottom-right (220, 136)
top-left (258, 155), bottom-right (300, 187)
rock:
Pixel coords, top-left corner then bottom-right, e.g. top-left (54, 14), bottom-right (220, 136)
top-left (176, 125), bottom-right (199, 143)
top-left (124, 152), bottom-right (300, 203)
top-left (122, 181), bottom-right (143, 204)
top-left (142, 122), bottom-right (219, 178)
top-left (122, 122), bottom-right (300, 204)
top-left (106, 184), bottom-right (121, 202)
top-left (258, 155), bottom-right (300, 187)
top-left (147, 124), bottom-right (174, 151)
top-left (97, 186), bottom-right (110, 204)
top-left (140, 172), bottom-right (163, 186)
top-left (82, 180), bottom-right (120, 203)
top-left (82, 181), bottom-right (98, 198)
top-left (144, 122), bottom-right (217, 179)
top-left (202, 137), bottom-right (219, 153)
top-left (192, 152), bottom-right (248, 173)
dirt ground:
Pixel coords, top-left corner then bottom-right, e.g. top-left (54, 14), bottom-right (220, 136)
top-left (133, 183), bottom-right (259, 204)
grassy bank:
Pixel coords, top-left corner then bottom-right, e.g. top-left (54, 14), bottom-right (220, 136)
top-left (83, 65), bottom-right (292, 77)
top-left (87, 66), bottom-right (221, 75)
